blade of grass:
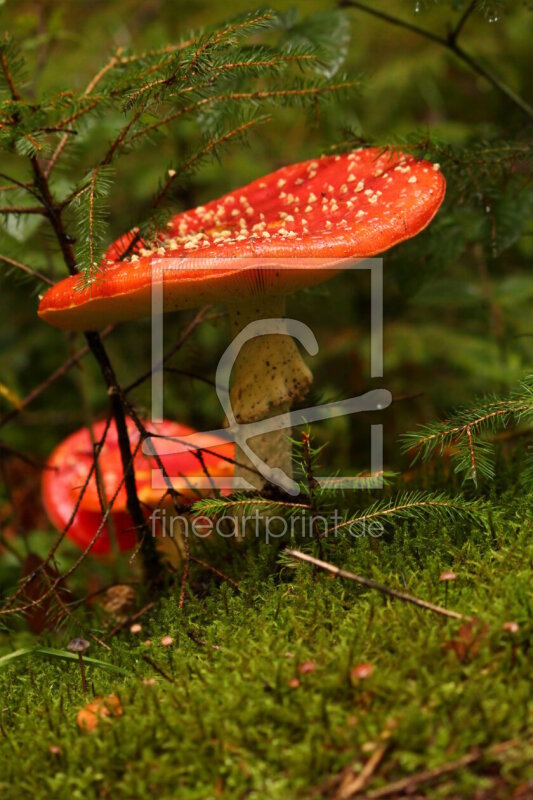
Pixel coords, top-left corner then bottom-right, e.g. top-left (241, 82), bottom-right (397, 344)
top-left (0, 646), bottom-right (129, 675)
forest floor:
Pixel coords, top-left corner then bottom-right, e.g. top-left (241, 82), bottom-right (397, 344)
top-left (0, 479), bottom-right (532, 800)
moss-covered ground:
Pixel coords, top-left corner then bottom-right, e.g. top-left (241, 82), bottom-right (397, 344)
top-left (0, 487), bottom-right (532, 800)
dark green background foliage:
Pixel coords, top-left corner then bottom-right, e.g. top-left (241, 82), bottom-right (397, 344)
top-left (0, 1), bottom-right (531, 797)
top-left (1, 0), bottom-right (531, 462)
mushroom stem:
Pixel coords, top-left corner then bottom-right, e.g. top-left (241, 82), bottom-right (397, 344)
top-left (227, 295), bottom-right (312, 493)
top-left (78, 653), bottom-right (88, 694)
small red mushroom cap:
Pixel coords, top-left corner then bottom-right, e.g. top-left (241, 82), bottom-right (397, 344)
top-left (42, 417), bottom-right (233, 555)
top-left (439, 571), bottom-right (458, 582)
top-left (38, 148), bottom-right (445, 331)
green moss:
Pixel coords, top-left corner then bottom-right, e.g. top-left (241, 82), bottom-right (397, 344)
top-left (1, 492), bottom-right (531, 799)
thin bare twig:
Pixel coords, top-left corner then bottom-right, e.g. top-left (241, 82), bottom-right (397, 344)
top-left (338, 0), bottom-right (533, 119)
top-left (334, 742), bottom-right (389, 799)
top-left (365, 738), bottom-right (524, 799)
top-left (0, 253), bottom-right (55, 286)
top-left (0, 439), bottom-right (51, 470)
top-left (0, 327), bottom-right (113, 431)
top-left (448, 0), bottom-right (477, 44)
top-left (0, 205), bottom-right (47, 215)
top-left (1, 435), bottom-right (143, 617)
top-left (141, 654), bottom-right (175, 683)
top-left (153, 118), bottom-right (267, 209)
top-left (51, 586), bottom-right (111, 651)
top-left (124, 306), bottom-right (214, 394)
top-left (189, 555), bottom-right (239, 589)
top-left (106, 601), bottom-right (155, 638)
top-left (1, 414), bottom-right (114, 612)
top-left (286, 550), bottom-right (467, 621)
top-left (84, 332), bottom-right (161, 580)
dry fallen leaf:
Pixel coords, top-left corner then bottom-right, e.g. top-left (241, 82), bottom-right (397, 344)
top-left (77, 694), bottom-right (123, 732)
top-left (4, 459), bottom-right (48, 533)
top-left (20, 553), bottom-right (69, 634)
top-left (444, 619), bottom-right (489, 662)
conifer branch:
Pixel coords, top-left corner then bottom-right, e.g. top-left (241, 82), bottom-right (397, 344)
top-left (130, 80), bottom-right (357, 143)
top-left (334, 491), bottom-right (480, 532)
top-left (0, 44), bottom-right (162, 581)
top-left (338, 0), bottom-right (533, 119)
top-left (194, 496), bottom-right (309, 518)
top-left (152, 116), bottom-right (267, 211)
top-left (403, 376), bottom-right (533, 484)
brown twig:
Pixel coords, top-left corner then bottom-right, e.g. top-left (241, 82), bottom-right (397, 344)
top-left (106, 601), bottom-right (155, 639)
top-left (0, 435), bottom-right (143, 617)
top-left (124, 306), bottom-right (214, 394)
top-left (51, 586), bottom-right (111, 651)
top-left (448, 0), bottom-right (477, 44)
top-left (0, 327), bottom-right (113, 431)
top-left (338, 0), bottom-right (533, 119)
top-left (179, 529), bottom-right (190, 610)
top-left (301, 431), bottom-right (323, 557)
top-left (0, 439), bottom-right (52, 470)
top-left (84, 332), bottom-right (161, 582)
top-left (189, 555), bottom-right (239, 589)
top-left (334, 743), bottom-right (388, 799)
top-left (141, 654), bottom-right (175, 683)
top-left (0, 205), bottom-right (47, 215)
top-left (365, 738), bottom-right (523, 798)
top-left (286, 550), bottom-right (468, 621)
top-left (0, 253), bottom-right (55, 286)
top-left (1, 414), bottom-right (114, 612)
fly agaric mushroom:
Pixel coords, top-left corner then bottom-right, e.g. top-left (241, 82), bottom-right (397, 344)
top-left (39, 148), bottom-right (445, 492)
top-left (42, 417), bottom-right (233, 555)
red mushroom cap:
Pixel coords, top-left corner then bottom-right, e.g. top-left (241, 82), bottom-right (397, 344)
top-left (42, 417), bottom-right (234, 555)
top-left (38, 148), bottom-right (445, 331)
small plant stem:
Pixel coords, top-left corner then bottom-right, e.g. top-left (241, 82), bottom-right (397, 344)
top-left (78, 653), bottom-right (87, 694)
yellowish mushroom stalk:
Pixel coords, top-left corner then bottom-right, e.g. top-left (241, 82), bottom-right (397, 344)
top-left (227, 295), bottom-right (312, 492)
